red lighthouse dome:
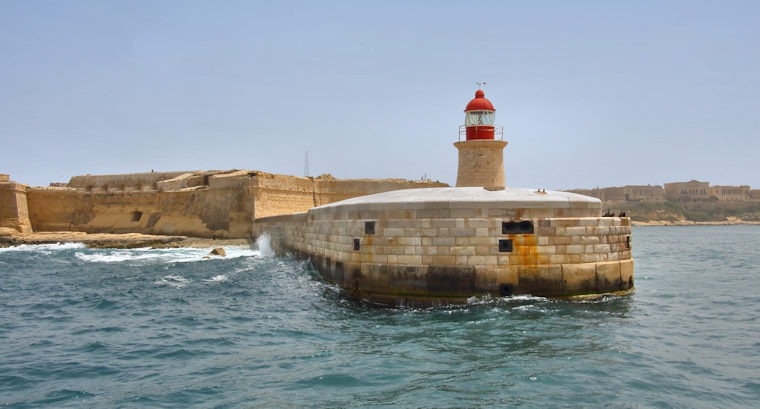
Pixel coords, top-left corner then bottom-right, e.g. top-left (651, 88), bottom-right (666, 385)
top-left (463, 89), bottom-right (496, 140)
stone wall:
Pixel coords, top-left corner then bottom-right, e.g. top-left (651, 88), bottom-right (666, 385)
top-left (0, 177), bottom-right (32, 234)
top-left (314, 176), bottom-right (448, 207)
top-left (68, 171), bottom-right (190, 191)
top-left (13, 169), bottom-right (448, 238)
top-left (27, 182), bottom-right (254, 238)
top-left (249, 172), bottom-right (448, 219)
top-left (250, 172), bottom-right (318, 219)
top-left (253, 194), bottom-right (634, 305)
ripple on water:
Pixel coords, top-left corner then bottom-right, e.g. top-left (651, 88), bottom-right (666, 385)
top-left (1, 229), bottom-right (759, 408)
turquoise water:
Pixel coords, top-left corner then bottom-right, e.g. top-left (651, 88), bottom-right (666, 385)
top-left (1, 226), bottom-right (759, 408)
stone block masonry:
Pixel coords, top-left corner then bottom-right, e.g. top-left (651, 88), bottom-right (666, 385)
top-left (254, 187), bottom-right (634, 306)
top-left (0, 176), bottom-right (32, 234)
top-left (1, 170), bottom-right (446, 238)
top-left (454, 140), bottom-right (508, 190)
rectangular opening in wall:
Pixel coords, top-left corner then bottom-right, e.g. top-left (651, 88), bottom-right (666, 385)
top-left (502, 220), bottom-right (534, 234)
top-left (132, 211), bottom-right (143, 222)
top-left (353, 238), bottom-right (361, 251)
top-left (498, 239), bottom-right (513, 252)
top-left (365, 221), bottom-right (375, 235)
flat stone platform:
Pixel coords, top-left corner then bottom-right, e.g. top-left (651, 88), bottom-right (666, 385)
top-left (313, 187), bottom-right (600, 211)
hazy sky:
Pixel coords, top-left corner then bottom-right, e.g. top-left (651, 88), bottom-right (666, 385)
top-left (2, 0), bottom-right (758, 189)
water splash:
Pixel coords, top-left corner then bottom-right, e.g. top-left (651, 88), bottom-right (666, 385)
top-left (255, 233), bottom-right (275, 258)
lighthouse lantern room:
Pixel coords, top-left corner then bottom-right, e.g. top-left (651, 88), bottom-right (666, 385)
top-left (463, 89), bottom-right (496, 140)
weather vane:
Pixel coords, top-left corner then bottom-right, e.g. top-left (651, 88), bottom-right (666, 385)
top-left (476, 81), bottom-right (486, 89)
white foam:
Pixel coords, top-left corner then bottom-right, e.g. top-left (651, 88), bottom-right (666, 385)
top-left (203, 274), bottom-right (228, 283)
top-left (73, 246), bottom-right (261, 265)
top-left (155, 274), bottom-right (189, 288)
top-left (75, 248), bottom-right (207, 264)
top-left (0, 242), bottom-right (86, 253)
top-left (221, 246), bottom-right (263, 259)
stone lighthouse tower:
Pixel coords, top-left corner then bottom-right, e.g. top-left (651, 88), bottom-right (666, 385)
top-left (454, 89), bottom-right (508, 190)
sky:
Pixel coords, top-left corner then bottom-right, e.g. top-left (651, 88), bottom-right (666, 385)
top-left (1, 0), bottom-right (758, 190)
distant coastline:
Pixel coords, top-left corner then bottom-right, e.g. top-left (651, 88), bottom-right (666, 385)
top-left (632, 220), bottom-right (760, 226)
top-left (603, 200), bottom-right (760, 226)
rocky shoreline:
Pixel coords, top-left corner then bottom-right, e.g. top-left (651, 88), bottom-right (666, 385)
top-left (0, 231), bottom-right (253, 249)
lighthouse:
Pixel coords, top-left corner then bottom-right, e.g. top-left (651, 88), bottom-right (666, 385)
top-left (454, 89), bottom-right (508, 190)
top-left (255, 87), bottom-right (634, 306)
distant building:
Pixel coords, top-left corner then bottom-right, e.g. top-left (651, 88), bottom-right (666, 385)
top-left (573, 181), bottom-right (756, 202)
top-left (568, 187), bottom-right (624, 202)
top-left (710, 185), bottom-right (750, 201)
top-left (623, 185), bottom-right (664, 201)
top-left (664, 180), bottom-right (710, 200)
top-left (568, 185), bottom-right (663, 202)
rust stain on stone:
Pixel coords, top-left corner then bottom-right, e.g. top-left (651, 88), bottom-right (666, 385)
top-left (512, 233), bottom-right (538, 267)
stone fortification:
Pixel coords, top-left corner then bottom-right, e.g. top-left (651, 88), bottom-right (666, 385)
top-left (2, 170), bottom-right (446, 239)
top-left (27, 183), bottom-right (253, 238)
top-left (67, 171), bottom-right (192, 191)
top-left (254, 187), bottom-right (634, 306)
top-left (249, 172), bottom-right (447, 219)
top-left (0, 175), bottom-right (32, 234)
top-left (250, 172), bottom-right (319, 219)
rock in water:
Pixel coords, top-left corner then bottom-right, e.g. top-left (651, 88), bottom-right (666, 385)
top-left (209, 247), bottom-right (226, 257)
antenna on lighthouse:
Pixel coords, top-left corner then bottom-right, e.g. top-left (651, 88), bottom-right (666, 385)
top-left (304, 150), bottom-right (310, 177)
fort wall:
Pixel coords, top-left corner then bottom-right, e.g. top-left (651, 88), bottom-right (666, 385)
top-left (0, 176), bottom-right (32, 234)
top-left (249, 173), bottom-right (448, 219)
top-left (68, 171), bottom-right (191, 191)
top-left (26, 174), bottom-right (261, 238)
top-left (2, 170), bottom-right (446, 238)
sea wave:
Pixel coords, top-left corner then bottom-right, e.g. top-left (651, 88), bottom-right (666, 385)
top-left (203, 274), bottom-right (229, 283)
top-left (155, 274), bottom-right (190, 288)
top-left (74, 246), bottom-right (264, 265)
top-left (0, 242), bottom-right (86, 253)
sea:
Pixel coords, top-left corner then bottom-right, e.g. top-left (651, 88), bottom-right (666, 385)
top-left (1, 225), bottom-right (759, 408)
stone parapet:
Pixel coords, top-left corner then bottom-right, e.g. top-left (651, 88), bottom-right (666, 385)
top-left (68, 171), bottom-right (191, 191)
